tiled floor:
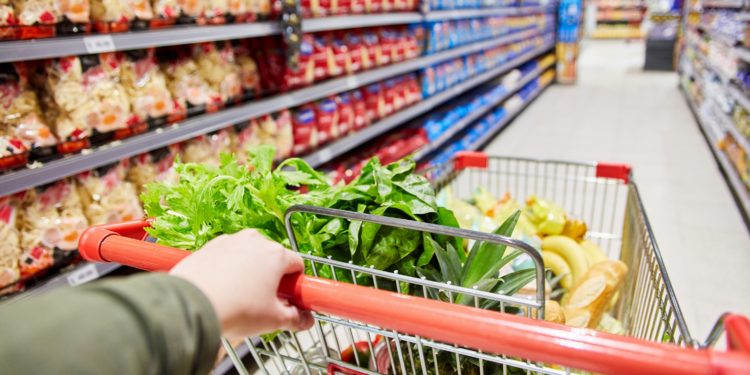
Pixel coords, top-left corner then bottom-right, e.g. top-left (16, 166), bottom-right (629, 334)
top-left (485, 40), bottom-right (750, 342)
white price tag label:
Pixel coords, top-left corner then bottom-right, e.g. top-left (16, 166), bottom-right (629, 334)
top-left (346, 76), bottom-right (358, 89)
top-left (83, 35), bottom-right (116, 54)
top-left (67, 263), bottom-right (100, 286)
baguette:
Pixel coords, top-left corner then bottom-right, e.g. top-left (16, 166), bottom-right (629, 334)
top-left (563, 260), bottom-right (627, 328)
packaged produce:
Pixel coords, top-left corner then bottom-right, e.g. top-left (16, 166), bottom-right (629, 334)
top-left (181, 127), bottom-right (234, 165)
top-left (192, 42), bottom-right (242, 104)
top-left (235, 110), bottom-right (293, 162)
top-left (119, 49), bottom-right (176, 129)
top-left (314, 98), bottom-right (339, 145)
top-left (77, 161), bottom-right (143, 225)
top-left (0, 195), bottom-right (22, 294)
top-left (43, 54), bottom-right (133, 146)
top-left (158, 47), bottom-right (222, 116)
top-left (128, 145), bottom-right (179, 193)
top-left (233, 40), bottom-right (262, 100)
top-left (0, 63), bottom-right (58, 163)
top-left (292, 105), bottom-right (317, 155)
top-left (90, 0), bottom-right (154, 32)
top-left (18, 179), bottom-right (88, 279)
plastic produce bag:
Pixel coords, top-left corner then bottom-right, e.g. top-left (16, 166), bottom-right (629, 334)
top-left (18, 179), bottom-right (88, 279)
top-left (119, 49), bottom-right (176, 129)
top-left (77, 161), bottom-right (143, 225)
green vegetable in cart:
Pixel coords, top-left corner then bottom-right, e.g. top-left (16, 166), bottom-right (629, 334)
top-left (141, 145), bottom-right (460, 285)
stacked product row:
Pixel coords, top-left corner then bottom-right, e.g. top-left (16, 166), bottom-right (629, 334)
top-left (590, 0), bottom-right (645, 39)
top-left (680, 4), bottom-right (750, 224)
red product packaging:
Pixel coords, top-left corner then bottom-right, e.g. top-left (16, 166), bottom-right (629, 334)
top-left (315, 98), bottom-right (339, 145)
top-left (362, 83), bottom-right (385, 124)
top-left (382, 79), bottom-right (396, 117)
top-left (362, 30), bottom-right (381, 68)
top-left (312, 34), bottom-right (331, 82)
top-left (377, 29), bottom-right (393, 66)
top-left (350, 0), bottom-right (364, 13)
top-left (335, 93), bottom-right (354, 137)
top-left (345, 32), bottom-right (367, 73)
top-left (332, 32), bottom-right (353, 75)
top-left (364, 0), bottom-right (381, 13)
top-left (404, 73), bottom-right (421, 105)
top-left (292, 105), bottom-right (318, 155)
top-left (349, 89), bottom-right (369, 131)
top-left (0, 195), bottom-right (22, 294)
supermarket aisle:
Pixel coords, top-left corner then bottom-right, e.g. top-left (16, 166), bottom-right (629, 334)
top-left (486, 40), bottom-right (750, 340)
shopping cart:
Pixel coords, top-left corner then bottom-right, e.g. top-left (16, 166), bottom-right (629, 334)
top-left (78, 152), bottom-right (750, 375)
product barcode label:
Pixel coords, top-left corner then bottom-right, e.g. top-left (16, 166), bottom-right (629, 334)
top-left (83, 35), bottom-right (116, 53)
top-left (67, 264), bottom-right (100, 286)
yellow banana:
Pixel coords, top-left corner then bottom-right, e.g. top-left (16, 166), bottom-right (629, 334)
top-left (580, 240), bottom-right (608, 265)
top-left (541, 250), bottom-right (573, 289)
top-left (541, 235), bottom-right (589, 285)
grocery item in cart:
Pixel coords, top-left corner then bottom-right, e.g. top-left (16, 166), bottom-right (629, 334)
top-left (18, 179), bottom-right (88, 279)
top-left (119, 49), bottom-right (176, 129)
top-left (192, 42), bottom-right (242, 104)
top-left (42, 54), bottom-right (133, 147)
top-left (0, 63), bottom-right (58, 165)
top-left (77, 161), bottom-right (143, 225)
top-left (0, 195), bottom-right (22, 294)
top-left (90, 0), bottom-right (154, 32)
top-left (158, 46), bottom-right (222, 116)
top-left (181, 128), bottom-right (234, 165)
top-left (128, 145), bottom-right (179, 193)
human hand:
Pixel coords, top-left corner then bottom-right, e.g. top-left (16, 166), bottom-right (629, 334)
top-left (170, 229), bottom-right (314, 339)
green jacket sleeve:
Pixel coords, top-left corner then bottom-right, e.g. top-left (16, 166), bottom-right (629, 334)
top-left (0, 273), bottom-right (221, 375)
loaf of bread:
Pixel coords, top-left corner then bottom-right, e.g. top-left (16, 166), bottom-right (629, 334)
top-left (563, 260), bottom-right (627, 329)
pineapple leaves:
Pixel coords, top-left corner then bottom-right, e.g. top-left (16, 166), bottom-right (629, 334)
top-left (461, 211), bottom-right (521, 289)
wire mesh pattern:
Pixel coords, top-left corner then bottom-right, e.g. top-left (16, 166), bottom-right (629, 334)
top-left (220, 155), bottom-right (696, 375)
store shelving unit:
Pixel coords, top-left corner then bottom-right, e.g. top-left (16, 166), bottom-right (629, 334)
top-left (589, 0), bottom-right (645, 39)
top-left (0, 3), bottom-right (558, 301)
top-left (680, 5), bottom-right (750, 224)
top-left (0, 27), bottom-right (552, 196)
top-left (413, 59), bottom-right (554, 160)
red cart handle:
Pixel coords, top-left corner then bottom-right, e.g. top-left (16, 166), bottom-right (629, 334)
top-left (78, 221), bottom-right (750, 375)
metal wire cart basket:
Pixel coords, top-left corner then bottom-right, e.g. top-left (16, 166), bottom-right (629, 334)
top-left (78, 152), bottom-right (750, 375)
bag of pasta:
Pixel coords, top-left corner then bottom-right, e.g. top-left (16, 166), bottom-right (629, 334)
top-left (233, 40), bottom-right (262, 100)
top-left (192, 42), bottom-right (242, 105)
top-left (119, 49), bottom-right (176, 129)
top-left (151, 0), bottom-right (204, 22)
top-left (181, 127), bottom-right (234, 166)
top-left (90, 0), bottom-right (153, 32)
top-left (77, 160), bottom-right (143, 225)
top-left (0, 195), bottom-right (22, 294)
top-left (13, 0), bottom-right (90, 38)
top-left (234, 109), bottom-right (292, 163)
top-left (1, 63), bottom-right (59, 162)
top-left (43, 54), bottom-right (132, 146)
top-left (158, 46), bottom-right (221, 117)
top-left (128, 145), bottom-right (179, 194)
top-left (0, 0), bottom-right (16, 40)
top-left (18, 179), bottom-right (88, 279)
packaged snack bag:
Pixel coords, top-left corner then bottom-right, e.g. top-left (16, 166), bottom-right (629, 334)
top-left (77, 161), bottom-right (143, 226)
top-left (345, 32), bottom-right (366, 73)
top-left (362, 30), bottom-right (382, 68)
top-left (0, 63), bottom-right (57, 162)
top-left (158, 47), bottom-right (221, 116)
top-left (349, 88), bottom-right (368, 130)
top-left (119, 49), bottom-right (175, 129)
top-left (128, 145), bottom-right (179, 193)
top-left (312, 33), bottom-right (332, 81)
top-left (331, 32), bottom-right (352, 76)
top-left (44, 54), bottom-right (132, 145)
top-left (292, 105), bottom-right (317, 155)
top-left (314, 97), bottom-right (339, 144)
top-left (181, 128), bottom-right (234, 165)
top-left (335, 92), bottom-right (354, 137)
top-left (233, 40), bottom-right (262, 99)
top-left (0, 195), bottom-right (22, 293)
top-left (18, 179), bottom-right (88, 279)
top-left (193, 42), bottom-right (242, 104)
top-left (362, 82), bottom-right (385, 123)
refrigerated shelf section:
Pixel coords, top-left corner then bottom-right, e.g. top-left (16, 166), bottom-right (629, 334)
top-left (413, 61), bottom-right (554, 160)
top-left (0, 28), bottom-right (553, 196)
top-left (0, 6), bottom-right (554, 63)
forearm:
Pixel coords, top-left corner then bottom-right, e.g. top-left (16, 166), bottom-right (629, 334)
top-left (0, 273), bottom-right (221, 375)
